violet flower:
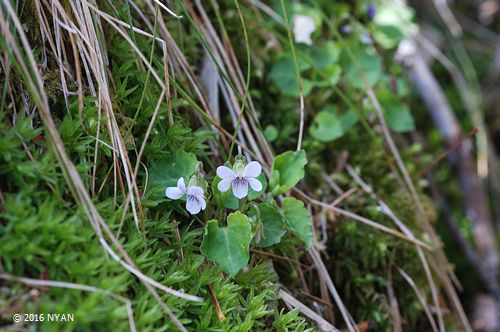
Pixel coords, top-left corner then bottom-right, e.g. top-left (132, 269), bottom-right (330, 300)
top-left (367, 3), bottom-right (376, 20)
top-left (216, 158), bottom-right (262, 199)
top-left (166, 177), bottom-right (206, 215)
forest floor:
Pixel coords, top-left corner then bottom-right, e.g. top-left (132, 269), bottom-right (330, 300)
top-left (1, 0), bottom-right (500, 331)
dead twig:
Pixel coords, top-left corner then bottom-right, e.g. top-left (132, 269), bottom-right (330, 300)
top-left (208, 284), bottom-right (225, 321)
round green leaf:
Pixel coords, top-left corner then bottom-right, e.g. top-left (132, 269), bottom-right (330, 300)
top-left (340, 109), bottom-right (359, 132)
top-left (373, 25), bottom-right (405, 49)
top-left (264, 125), bottom-right (278, 142)
top-left (269, 150), bottom-right (307, 196)
top-left (385, 102), bottom-right (415, 132)
top-left (378, 88), bottom-right (415, 132)
top-left (269, 55), bottom-right (314, 97)
top-left (310, 41), bottom-right (340, 69)
top-left (340, 45), bottom-right (382, 89)
top-left (325, 64), bottom-right (342, 86)
top-left (309, 110), bottom-right (343, 142)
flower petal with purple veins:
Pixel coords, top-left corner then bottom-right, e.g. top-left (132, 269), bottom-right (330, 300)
top-left (186, 195), bottom-right (202, 214)
top-left (242, 161), bottom-right (262, 178)
top-left (247, 178), bottom-right (263, 192)
top-left (232, 177), bottom-right (249, 199)
top-left (187, 186), bottom-right (204, 199)
top-left (217, 166), bottom-right (236, 180)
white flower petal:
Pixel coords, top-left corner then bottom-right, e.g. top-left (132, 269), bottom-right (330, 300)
top-left (186, 196), bottom-right (202, 215)
top-left (248, 178), bottom-right (263, 192)
top-left (216, 166), bottom-right (236, 180)
top-left (242, 161), bottom-right (261, 178)
top-left (166, 187), bottom-right (185, 200)
top-left (217, 178), bottom-right (233, 192)
top-left (177, 177), bottom-right (186, 192)
top-left (232, 178), bottom-right (249, 199)
top-left (187, 186), bottom-right (204, 199)
top-left (200, 197), bottom-right (207, 210)
top-left (293, 15), bottom-right (316, 46)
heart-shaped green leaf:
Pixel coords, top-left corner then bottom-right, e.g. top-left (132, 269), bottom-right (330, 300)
top-left (310, 41), bottom-right (340, 69)
top-left (309, 106), bottom-right (359, 142)
top-left (325, 64), bottom-right (342, 86)
top-left (269, 55), bottom-right (314, 97)
top-left (309, 110), bottom-right (343, 142)
top-left (373, 1), bottom-right (417, 49)
top-left (282, 197), bottom-right (313, 248)
top-left (340, 109), bottom-right (359, 132)
top-left (269, 150), bottom-right (307, 196)
top-left (378, 88), bottom-right (415, 132)
top-left (385, 102), bottom-right (415, 132)
top-left (264, 125), bottom-right (279, 142)
top-left (340, 45), bottom-right (382, 89)
top-left (200, 212), bottom-right (253, 276)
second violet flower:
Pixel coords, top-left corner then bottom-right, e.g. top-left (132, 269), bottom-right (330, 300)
top-left (166, 177), bottom-right (206, 215)
top-left (217, 157), bottom-right (262, 199)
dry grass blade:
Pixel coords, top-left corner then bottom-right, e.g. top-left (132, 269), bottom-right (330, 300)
top-left (432, 0), bottom-right (462, 37)
top-left (153, 0), bottom-right (183, 19)
top-left (278, 288), bottom-right (339, 332)
top-left (386, 269), bottom-right (402, 332)
top-left (84, 2), bottom-right (166, 45)
top-left (308, 248), bottom-right (359, 332)
top-left (397, 267), bottom-right (439, 332)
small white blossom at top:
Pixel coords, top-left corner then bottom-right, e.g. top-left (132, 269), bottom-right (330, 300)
top-left (165, 177), bottom-right (206, 215)
top-left (293, 15), bottom-right (316, 45)
top-left (217, 161), bottom-right (262, 199)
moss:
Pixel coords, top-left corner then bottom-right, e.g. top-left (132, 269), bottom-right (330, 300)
top-left (20, 0), bottom-right (41, 43)
top-left (1, 0), bottom-right (472, 330)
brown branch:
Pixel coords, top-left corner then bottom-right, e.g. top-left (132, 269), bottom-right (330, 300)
top-left (208, 284), bottom-right (225, 321)
top-left (415, 127), bottom-right (479, 180)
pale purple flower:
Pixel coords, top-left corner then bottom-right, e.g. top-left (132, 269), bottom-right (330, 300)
top-left (360, 32), bottom-right (373, 45)
top-left (217, 161), bottom-right (262, 199)
top-left (367, 4), bottom-right (376, 20)
top-left (340, 24), bottom-right (352, 35)
top-left (165, 177), bottom-right (206, 215)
